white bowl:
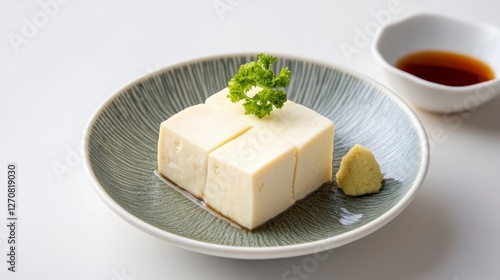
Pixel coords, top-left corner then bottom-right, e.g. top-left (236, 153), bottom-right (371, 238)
top-left (373, 13), bottom-right (500, 113)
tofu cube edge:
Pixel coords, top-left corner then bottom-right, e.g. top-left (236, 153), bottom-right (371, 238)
top-left (157, 104), bottom-right (251, 199)
top-left (204, 127), bottom-right (296, 230)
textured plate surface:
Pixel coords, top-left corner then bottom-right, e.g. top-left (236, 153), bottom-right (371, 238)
top-left (83, 54), bottom-right (429, 259)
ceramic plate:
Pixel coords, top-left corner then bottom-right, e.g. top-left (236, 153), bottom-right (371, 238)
top-left (83, 53), bottom-right (429, 259)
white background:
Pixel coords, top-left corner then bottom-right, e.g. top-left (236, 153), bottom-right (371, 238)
top-left (1, 0), bottom-right (500, 279)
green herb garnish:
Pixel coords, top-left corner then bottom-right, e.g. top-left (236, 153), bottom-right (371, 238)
top-left (227, 53), bottom-right (291, 119)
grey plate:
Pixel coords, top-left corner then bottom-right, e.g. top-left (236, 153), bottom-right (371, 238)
top-left (83, 53), bottom-right (429, 259)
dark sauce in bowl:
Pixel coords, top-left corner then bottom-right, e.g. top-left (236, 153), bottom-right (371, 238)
top-left (395, 50), bottom-right (495, 86)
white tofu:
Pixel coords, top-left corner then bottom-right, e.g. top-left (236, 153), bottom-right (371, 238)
top-left (206, 88), bottom-right (334, 200)
top-left (272, 101), bottom-right (334, 200)
top-left (204, 127), bottom-right (296, 230)
top-left (205, 87), bottom-right (259, 117)
top-left (157, 104), bottom-right (251, 199)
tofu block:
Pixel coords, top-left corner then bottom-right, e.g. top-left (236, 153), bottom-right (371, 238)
top-left (205, 87), bottom-right (259, 117)
top-left (158, 88), bottom-right (335, 230)
top-left (204, 127), bottom-right (296, 230)
top-left (157, 104), bottom-right (251, 199)
top-left (206, 87), bottom-right (334, 200)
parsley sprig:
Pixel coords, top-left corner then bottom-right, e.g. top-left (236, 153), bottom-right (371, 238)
top-left (227, 53), bottom-right (291, 119)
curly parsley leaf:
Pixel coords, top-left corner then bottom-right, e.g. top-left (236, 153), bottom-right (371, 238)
top-left (227, 53), bottom-right (291, 119)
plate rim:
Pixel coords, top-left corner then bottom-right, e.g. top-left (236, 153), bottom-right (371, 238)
top-left (82, 52), bottom-right (430, 259)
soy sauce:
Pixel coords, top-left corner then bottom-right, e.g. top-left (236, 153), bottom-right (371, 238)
top-left (395, 50), bottom-right (495, 86)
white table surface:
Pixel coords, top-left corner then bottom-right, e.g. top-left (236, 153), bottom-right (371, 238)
top-left (2, 0), bottom-right (500, 279)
